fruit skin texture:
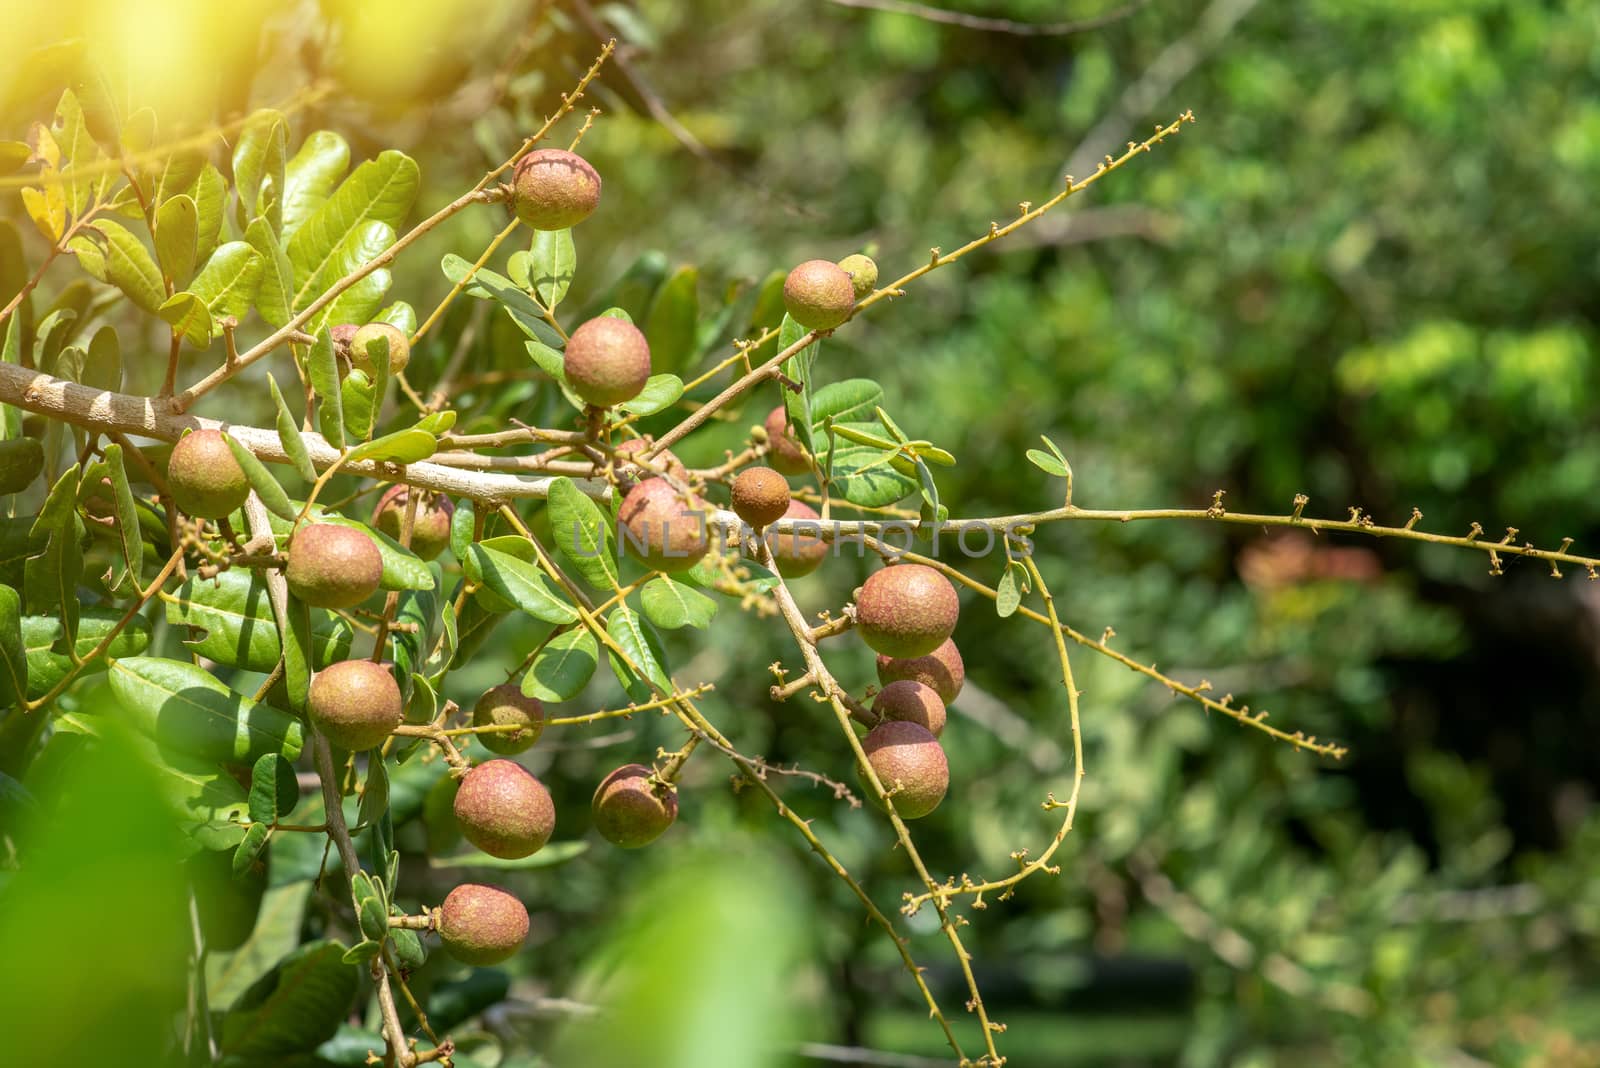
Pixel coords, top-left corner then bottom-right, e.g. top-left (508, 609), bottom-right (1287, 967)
top-left (618, 478), bottom-right (709, 573)
top-left (167, 429), bottom-right (250, 519)
top-left (838, 253), bottom-right (878, 299)
top-left (592, 763), bottom-right (677, 848)
top-left (0, 438), bottom-right (44, 495)
top-left (563, 316), bottom-right (652, 408)
top-left (873, 679), bottom-right (947, 738)
top-left (371, 485), bottom-right (454, 561)
top-left (308, 659), bottom-right (403, 752)
top-left (782, 259), bottom-right (855, 331)
top-left (855, 563), bottom-right (960, 658)
top-left (614, 437), bottom-right (687, 480)
top-left (513, 148), bottom-right (601, 230)
top-left (439, 884), bottom-right (529, 966)
top-left (860, 720), bottom-right (948, 819)
top-left (472, 684), bottom-right (545, 756)
top-left (454, 759), bottom-right (556, 859)
top-left (286, 523), bottom-right (384, 608)
top-left (731, 466), bottom-right (790, 528)
top-left (877, 637), bottom-right (964, 705)
top-left (348, 322), bottom-right (410, 375)
top-left (768, 500), bottom-right (829, 578)
top-left (762, 406), bottom-right (811, 475)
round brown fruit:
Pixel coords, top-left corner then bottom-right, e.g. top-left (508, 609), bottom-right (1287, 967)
top-left (167, 428), bottom-right (250, 519)
top-left (782, 259), bottom-right (855, 332)
top-left (861, 720), bottom-right (948, 819)
top-left (855, 563), bottom-right (959, 658)
top-left (308, 659), bottom-right (403, 752)
top-left (592, 763), bottom-right (678, 848)
top-left (872, 679), bottom-right (947, 737)
top-left (472, 684), bottom-right (545, 756)
top-left (439, 883), bottom-right (529, 966)
top-left (348, 322), bottom-right (410, 375)
top-left (731, 466), bottom-right (790, 529)
top-left (453, 759), bottom-right (556, 859)
top-left (370, 485), bottom-right (454, 561)
top-left (614, 436), bottom-right (688, 480)
top-left (768, 500), bottom-right (828, 578)
top-left (762, 406), bottom-right (811, 475)
top-left (618, 477), bottom-right (709, 573)
top-left (0, 438), bottom-right (44, 495)
top-left (837, 253), bottom-right (878, 299)
top-left (563, 316), bottom-right (652, 408)
top-left (876, 637), bottom-right (964, 705)
top-left (513, 148), bottom-right (601, 231)
top-left (286, 523), bottom-right (384, 609)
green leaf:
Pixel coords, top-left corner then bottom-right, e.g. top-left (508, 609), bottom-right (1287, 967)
top-left (617, 373), bottom-right (684, 417)
top-left (374, 300), bottom-right (417, 335)
top-left (288, 150), bottom-right (418, 311)
top-left (191, 164), bottom-right (227, 264)
top-left (644, 265), bottom-right (698, 374)
top-left (232, 109), bottom-right (288, 233)
top-left (107, 655), bottom-right (305, 763)
top-left (25, 467), bottom-right (84, 648)
top-left (450, 497), bottom-right (475, 562)
top-left (340, 369), bottom-right (376, 442)
top-left (223, 434), bottom-right (295, 520)
top-left (810, 378), bottom-right (884, 429)
top-left (468, 544), bottom-right (578, 623)
top-left (0, 585), bottom-right (25, 709)
top-left (639, 576), bottom-right (717, 630)
top-left (356, 755), bottom-right (389, 834)
top-left (1026, 449), bottom-right (1070, 478)
top-left (154, 193), bottom-right (198, 287)
top-left (281, 130), bottom-right (350, 242)
top-left (246, 218), bottom-right (295, 327)
top-left (85, 220), bottom-right (165, 313)
top-left (101, 443), bottom-right (143, 582)
top-left (219, 941), bottom-right (358, 1059)
top-left (345, 428), bottom-right (436, 465)
top-left (341, 939), bottom-right (381, 965)
top-left (157, 292), bottom-right (214, 347)
top-left (308, 220), bottom-right (396, 331)
top-left (606, 604), bottom-right (670, 700)
top-left (547, 476), bottom-right (618, 590)
top-left (232, 822), bottom-right (271, 878)
top-left (81, 323), bottom-right (120, 391)
top-left (306, 326), bottom-right (343, 449)
top-left (429, 840), bottom-right (588, 870)
top-left (268, 374), bottom-right (317, 482)
top-left (829, 422), bottom-right (900, 451)
top-left (352, 871), bottom-right (388, 940)
top-left (206, 881), bottom-right (312, 1009)
top-left (22, 609), bottom-right (149, 699)
top-left (996, 560), bottom-right (1026, 618)
top-left (163, 569), bottom-right (353, 674)
top-left (190, 240), bottom-right (264, 322)
top-left (444, 257), bottom-right (564, 347)
top-left (522, 628), bottom-right (598, 702)
top-left (248, 753), bottom-right (299, 825)
top-left (778, 313), bottom-right (817, 456)
top-left (529, 228), bottom-right (575, 311)
top-left (525, 339), bottom-right (587, 410)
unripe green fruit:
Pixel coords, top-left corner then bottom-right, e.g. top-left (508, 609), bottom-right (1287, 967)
top-left (0, 438), bottom-right (44, 495)
top-left (453, 759), bottom-right (556, 859)
top-left (731, 466), bottom-right (790, 529)
top-left (769, 500), bottom-right (828, 578)
top-left (837, 253), bottom-right (878, 298)
top-left (592, 763), bottom-right (678, 848)
top-left (762, 406), bottom-right (811, 475)
top-left (614, 436), bottom-right (688, 480)
top-left (308, 659), bottom-right (403, 752)
top-left (618, 477), bottom-right (709, 573)
top-left (286, 524), bottom-right (384, 609)
top-left (563, 316), bottom-right (652, 408)
top-left (472, 684), bottom-right (545, 755)
top-left (855, 563), bottom-right (960, 658)
top-left (782, 259), bottom-right (855, 331)
top-left (167, 428), bottom-right (250, 519)
top-left (513, 149), bottom-right (601, 230)
top-left (348, 322), bottom-right (410, 375)
top-left (876, 637), bottom-right (964, 705)
top-left (861, 720), bottom-right (948, 819)
top-left (371, 485), bottom-right (454, 561)
top-left (873, 679), bottom-right (947, 738)
top-left (439, 883), bottom-right (529, 966)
